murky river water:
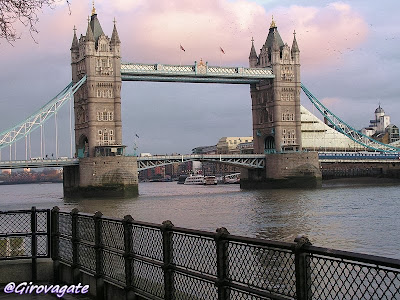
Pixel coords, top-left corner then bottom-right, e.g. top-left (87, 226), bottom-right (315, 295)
top-left (0, 180), bottom-right (399, 258)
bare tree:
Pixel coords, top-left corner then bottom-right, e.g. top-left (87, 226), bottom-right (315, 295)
top-left (0, 0), bottom-right (67, 44)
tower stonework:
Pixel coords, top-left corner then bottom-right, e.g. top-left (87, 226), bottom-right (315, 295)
top-left (249, 19), bottom-right (301, 154)
top-left (71, 11), bottom-right (122, 158)
top-left (64, 8), bottom-right (138, 198)
top-left (242, 18), bottom-right (321, 189)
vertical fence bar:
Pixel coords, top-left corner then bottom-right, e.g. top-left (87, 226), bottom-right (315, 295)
top-left (161, 220), bottom-right (174, 300)
top-left (51, 206), bottom-right (60, 283)
top-left (31, 206), bottom-right (37, 282)
top-left (71, 208), bottom-right (80, 285)
top-left (294, 235), bottom-right (312, 300)
top-left (215, 227), bottom-right (230, 300)
top-left (94, 211), bottom-right (104, 300)
top-left (46, 209), bottom-right (51, 258)
top-left (123, 215), bottom-right (135, 300)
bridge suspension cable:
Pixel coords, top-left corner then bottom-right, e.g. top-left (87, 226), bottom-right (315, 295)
top-left (301, 83), bottom-right (400, 152)
top-left (0, 76), bottom-right (86, 153)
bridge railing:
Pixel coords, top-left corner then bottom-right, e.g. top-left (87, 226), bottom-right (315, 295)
top-left (121, 62), bottom-right (273, 79)
top-left (50, 208), bottom-right (400, 300)
top-left (0, 207), bottom-right (51, 282)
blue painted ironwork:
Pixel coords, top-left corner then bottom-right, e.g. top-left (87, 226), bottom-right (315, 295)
top-left (301, 83), bottom-right (400, 152)
top-left (3, 152), bottom-right (400, 170)
top-left (0, 158), bottom-right (79, 169)
top-left (0, 76), bottom-right (87, 151)
top-left (121, 62), bottom-right (274, 84)
top-left (136, 154), bottom-right (266, 171)
top-left (318, 151), bottom-right (400, 163)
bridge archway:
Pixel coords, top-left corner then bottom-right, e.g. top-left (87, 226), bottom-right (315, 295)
top-left (264, 136), bottom-right (275, 154)
top-left (77, 135), bottom-right (89, 158)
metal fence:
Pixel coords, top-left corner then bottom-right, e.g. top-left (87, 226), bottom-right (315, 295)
top-left (50, 207), bottom-right (400, 300)
top-left (0, 207), bottom-right (51, 281)
top-left (0, 207), bottom-right (399, 299)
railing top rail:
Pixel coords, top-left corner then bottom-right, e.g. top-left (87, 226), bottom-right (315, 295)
top-left (307, 245), bottom-right (400, 269)
top-left (0, 208), bottom-right (49, 214)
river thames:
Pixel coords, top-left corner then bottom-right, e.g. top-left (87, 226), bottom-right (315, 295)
top-left (0, 180), bottom-right (399, 259)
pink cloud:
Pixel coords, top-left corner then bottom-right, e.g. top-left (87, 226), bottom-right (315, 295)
top-left (271, 3), bottom-right (369, 71)
top-left (115, 0), bottom-right (369, 70)
top-left (115, 0), bottom-right (266, 66)
top-left (1, 1), bottom-right (369, 70)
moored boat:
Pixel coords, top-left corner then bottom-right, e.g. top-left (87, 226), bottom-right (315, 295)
top-left (184, 174), bottom-right (204, 185)
top-left (204, 176), bottom-right (217, 185)
top-left (224, 173), bottom-right (240, 184)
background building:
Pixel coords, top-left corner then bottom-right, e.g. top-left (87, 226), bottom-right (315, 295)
top-left (361, 105), bottom-right (399, 144)
top-left (216, 137), bottom-right (253, 154)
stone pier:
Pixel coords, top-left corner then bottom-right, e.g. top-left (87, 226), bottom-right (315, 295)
top-left (63, 156), bottom-right (138, 198)
top-left (241, 152), bottom-right (322, 189)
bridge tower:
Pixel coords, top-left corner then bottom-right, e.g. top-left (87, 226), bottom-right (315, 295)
top-left (64, 6), bottom-right (138, 198)
top-left (71, 6), bottom-right (122, 158)
top-left (242, 18), bottom-right (321, 188)
top-left (249, 17), bottom-right (301, 154)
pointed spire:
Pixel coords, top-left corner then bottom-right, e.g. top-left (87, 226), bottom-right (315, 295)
top-left (86, 16), bottom-right (95, 42)
top-left (111, 17), bottom-right (121, 45)
top-left (91, 0), bottom-right (96, 16)
top-left (272, 31), bottom-right (279, 52)
top-left (270, 15), bottom-right (276, 29)
top-left (249, 37), bottom-right (257, 59)
top-left (291, 30), bottom-right (299, 53)
top-left (71, 25), bottom-right (79, 50)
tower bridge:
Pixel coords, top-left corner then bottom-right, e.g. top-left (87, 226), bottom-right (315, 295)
top-left (1, 6), bottom-right (400, 197)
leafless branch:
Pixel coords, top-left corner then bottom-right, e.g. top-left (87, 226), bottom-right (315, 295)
top-left (0, 0), bottom-right (71, 44)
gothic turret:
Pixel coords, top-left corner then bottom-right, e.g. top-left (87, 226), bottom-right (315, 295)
top-left (71, 26), bottom-right (79, 50)
top-left (111, 20), bottom-right (121, 45)
top-left (291, 30), bottom-right (299, 53)
top-left (249, 37), bottom-right (258, 68)
top-left (85, 20), bottom-right (95, 43)
top-left (89, 13), bottom-right (105, 46)
top-left (291, 30), bottom-right (300, 64)
top-left (271, 29), bottom-right (280, 64)
top-left (263, 16), bottom-right (284, 53)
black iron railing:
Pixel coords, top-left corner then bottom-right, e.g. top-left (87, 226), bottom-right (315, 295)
top-left (0, 207), bottom-right (51, 281)
top-left (1, 207), bottom-right (400, 299)
top-left (51, 208), bottom-right (400, 300)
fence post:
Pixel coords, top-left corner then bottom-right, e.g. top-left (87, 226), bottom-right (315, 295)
top-left (161, 220), bottom-right (174, 300)
top-left (51, 206), bottom-right (60, 283)
top-left (215, 227), bottom-right (230, 300)
top-left (71, 208), bottom-right (80, 285)
top-left (294, 235), bottom-right (312, 300)
top-left (31, 206), bottom-right (37, 282)
top-left (94, 211), bottom-right (104, 300)
top-left (123, 215), bottom-right (135, 300)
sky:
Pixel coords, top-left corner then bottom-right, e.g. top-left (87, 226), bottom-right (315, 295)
top-left (1, 0), bottom-right (400, 157)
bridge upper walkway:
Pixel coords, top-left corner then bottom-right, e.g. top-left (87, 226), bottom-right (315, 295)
top-left (1, 152), bottom-right (400, 170)
top-left (121, 62), bottom-right (274, 84)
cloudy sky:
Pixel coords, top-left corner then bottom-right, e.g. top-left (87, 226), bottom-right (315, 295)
top-left (1, 0), bottom-right (399, 157)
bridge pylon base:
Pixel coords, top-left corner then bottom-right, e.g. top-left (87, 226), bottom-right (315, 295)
top-left (63, 156), bottom-right (139, 198)
top-left (240, 152), bottom-right (322, 189)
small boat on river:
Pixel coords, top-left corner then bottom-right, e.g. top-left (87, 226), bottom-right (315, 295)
top-left (184, 175), bottom-right (218, 185)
